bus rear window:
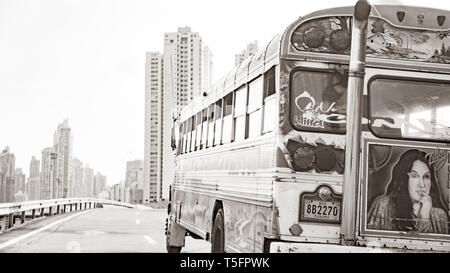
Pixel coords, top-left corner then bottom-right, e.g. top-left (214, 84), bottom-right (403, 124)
top-left (369, 78), bottom-right (450, 142)
top-left (290, 70), bottom-right (347, 133)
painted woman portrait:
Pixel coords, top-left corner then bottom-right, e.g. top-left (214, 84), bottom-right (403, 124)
top-left (367, 149), bottom-right (449, 234)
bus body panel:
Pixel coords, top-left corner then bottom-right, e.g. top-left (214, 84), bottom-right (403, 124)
top-left (168, 5), bottom-right (450, 253)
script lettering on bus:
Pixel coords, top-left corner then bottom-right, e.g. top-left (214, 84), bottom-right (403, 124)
top-left (293, 90), bottom-right (345, 129)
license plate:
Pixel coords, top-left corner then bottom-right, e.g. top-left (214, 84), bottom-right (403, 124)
top-left (303, 199), bottom-right (340, 221)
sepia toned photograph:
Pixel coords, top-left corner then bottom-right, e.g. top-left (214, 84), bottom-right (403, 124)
top-left (0, 0), bottom-right (449, 264)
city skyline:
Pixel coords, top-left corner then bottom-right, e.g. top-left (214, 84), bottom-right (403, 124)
top-left (0, 0), bottom-right (447, 185)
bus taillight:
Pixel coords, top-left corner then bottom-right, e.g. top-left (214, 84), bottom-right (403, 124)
top-left (287, 139), bottom-right (345, 174)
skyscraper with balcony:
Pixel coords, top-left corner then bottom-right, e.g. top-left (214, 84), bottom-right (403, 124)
top-left (53, 119), bottom-right (73, 198)
top-left (144, 27), bottom-right (213, 203)
top-left (144, 52), bottom-right (163, 203)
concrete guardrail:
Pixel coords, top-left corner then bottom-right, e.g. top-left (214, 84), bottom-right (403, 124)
top-left (0, 198), bottom-right (136, 232)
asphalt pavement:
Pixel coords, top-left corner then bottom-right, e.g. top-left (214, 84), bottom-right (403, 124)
top-left (0, 205), bottom-right (210, 253)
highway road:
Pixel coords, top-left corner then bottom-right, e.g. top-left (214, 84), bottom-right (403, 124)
top-left (0, 205), bottom-right (210, 253)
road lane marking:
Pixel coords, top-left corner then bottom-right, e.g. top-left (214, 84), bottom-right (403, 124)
top-left (136, 211), bottom-right (140, 215)
top-left (0, 210), bottom-right (90, 251)
top-left (143, 235), bottom-right (156, 245)
top-left (135, 219), bottom-right (141, 225)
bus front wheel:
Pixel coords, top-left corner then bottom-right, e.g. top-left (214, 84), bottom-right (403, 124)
top-left (166, 235), bottom-right (182, 253)
top-left (211, 208), bottom-right (225, 253)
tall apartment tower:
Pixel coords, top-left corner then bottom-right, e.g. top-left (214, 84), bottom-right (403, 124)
top-left (0, 147), bottom-right (15, 203)
top-left (53, 119), bottom-right (73, 198)
top-left (71, 158), bottom-right (84, 197)
top-left (144, 27), bottom-right (212, 203)
top-left (144, 52), bottom-right (163, 203)
top-left (40, 147), bottom-right (55, 200)
top-left (28, 156), bottom-right (40, 200)
top-left (235, 41), bottom-right (259, 67)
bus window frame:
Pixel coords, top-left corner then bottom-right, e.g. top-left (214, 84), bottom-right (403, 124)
top-left (187, 116), bottom-right (193, 153)
top-left (214, 98), bottom-right (223, 146)
top-left (234, 84), bottom-right (248, 142)
top-left (248, 75), bottom-right (264, 139)
top-left (367, 74), bottom-right (450, 144)
top-left (222, 92), bottom-right (235, 144)
top-left (201, 107), bottom-right (208, 149)
top-left (195, 111), bottom-right (202, 151)
top-left (289, 67), bottom-right (348, 135)
top-left (207, 103), bottom-right (215, 148)
top-left (262, 66), bottom-right (277, 134)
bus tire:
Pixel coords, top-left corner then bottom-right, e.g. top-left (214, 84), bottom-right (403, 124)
top-left (211, 208), bottom-right (225, 253)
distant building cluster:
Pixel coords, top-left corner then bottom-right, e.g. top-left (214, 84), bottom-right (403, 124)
top-left (235, 41), bottom-right (259, 67)
top-left (0, 119), bottom-right (108, 203)
top-left (107, 159), bottom-right (144, 204)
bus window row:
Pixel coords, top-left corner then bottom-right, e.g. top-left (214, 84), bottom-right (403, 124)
top-left (179, 66), bottom-right (277, 154)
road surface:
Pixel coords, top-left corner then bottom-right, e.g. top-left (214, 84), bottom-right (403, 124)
top-left (0, 205), bottom-right (210, 253)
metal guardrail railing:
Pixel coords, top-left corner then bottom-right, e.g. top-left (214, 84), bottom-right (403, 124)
top-left (0, 198), bottom-right (136, 232)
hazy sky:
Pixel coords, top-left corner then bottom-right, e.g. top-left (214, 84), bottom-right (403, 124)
top-left (0, 0), bottom-right (448, 185)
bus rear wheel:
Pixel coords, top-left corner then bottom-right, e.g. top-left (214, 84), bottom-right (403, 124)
top-left (211, 208), bottom-right (225, 253)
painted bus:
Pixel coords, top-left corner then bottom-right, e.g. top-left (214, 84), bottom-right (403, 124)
top-left (165, 1), bottom-right (450, 252)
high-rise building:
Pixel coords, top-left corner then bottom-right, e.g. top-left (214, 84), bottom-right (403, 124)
top-left (30, 156), bottom-right (40, 179)
top-left (235, 41), bottom-right (259, 67)
top-left (144, 52), bottom-right (163, 203)
top-left (14, 168), bottom-right (26, 196)
top-left (0, 147), bottom-right (16, 203)
top-left (125, 160), bottom-right (144, 189)
top-left (27, 177), bottom-right (40, 200)
top-left (53, 119), bottom-right (73, 198)
top-left (144, 26), bottom-right (212, 203)
top-left (83, 165), bottom-right (94, 198)
top-left (40, 147), bottom-right (55, 200)
top-left (28, 156), bottom-right (40, 200)
top-left (93, 172), bottom-right (107, 198)
top-left (71, 158), bottom-right (84, 197)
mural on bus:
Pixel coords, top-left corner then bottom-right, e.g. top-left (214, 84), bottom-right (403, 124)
top-left (291, 16), bottom-right (450, 64)
top-left (366, 144), bottom-right (450, 235)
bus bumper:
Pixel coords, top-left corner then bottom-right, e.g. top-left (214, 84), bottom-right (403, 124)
top-left (269, 242), bottom-right (393, 253)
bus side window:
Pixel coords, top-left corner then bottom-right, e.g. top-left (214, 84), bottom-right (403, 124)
top-left (182, 120), bottom-right (187, 154)
top-left (207, 103), bottom-right (215, 148)
top-left (195, 111), bottom-right (202, 151)
top-left (201, 108), bottom-right (208, 149)
top-left (263, 66), bottom-right (276, 134)
top-left (234, 85), bottom-right (248, 142)
top-left (222, 93), bottom-right (234, 144)
top-left (191, 115), bottom-right (197, 152)
top-left (214, 99), bottom-right (223, 146)
top-left (248, 76), bottom-right (263, 139)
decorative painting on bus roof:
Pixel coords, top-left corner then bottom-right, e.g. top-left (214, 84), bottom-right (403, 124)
top-left (291, 16), bottom-right (450, 64)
